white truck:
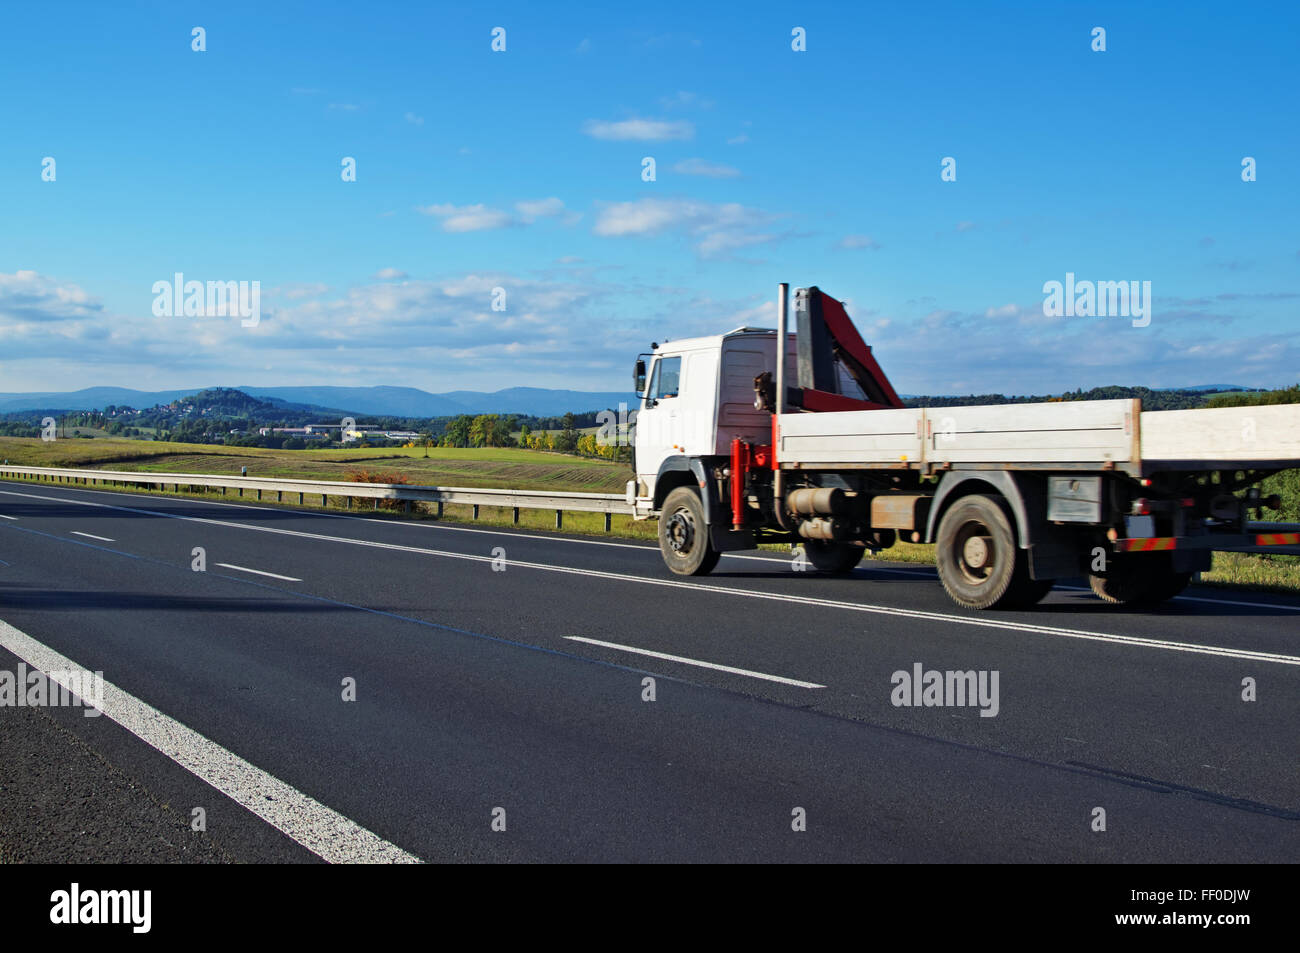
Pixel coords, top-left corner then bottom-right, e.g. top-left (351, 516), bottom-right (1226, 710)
top-left (629, 284), bottom-right (1300, 609)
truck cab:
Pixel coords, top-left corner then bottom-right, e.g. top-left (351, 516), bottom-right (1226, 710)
top-left (630, 328), bottom-right (792, 518)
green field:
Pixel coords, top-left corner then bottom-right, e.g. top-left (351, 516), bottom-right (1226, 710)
top-left (1, 435), bottom-right (1296, 593)
top-left (0, 436), bottom-right (629, 493)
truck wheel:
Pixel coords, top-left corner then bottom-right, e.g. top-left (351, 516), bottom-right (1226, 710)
top-left (935, 494), bottom-right (1031, 610)
top-left (801, 540), bottom-right (863, 574)
top-left (1089, 553), bottom-right (1188, 606)
top-left (659, 487), bottom-right (720, 576)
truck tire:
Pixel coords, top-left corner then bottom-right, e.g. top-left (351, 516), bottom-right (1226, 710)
top-left (1089, 552), bottom-right (1189, 606)
top-left (801, 540), bottom-right (863, 574)
top-left (935, 494), bottom-right (1035, 610)
top-left (659, 486), bottom-right (720, 576)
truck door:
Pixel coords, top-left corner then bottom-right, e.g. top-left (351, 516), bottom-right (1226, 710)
top-left (635, 354), bottom-right (683, 497)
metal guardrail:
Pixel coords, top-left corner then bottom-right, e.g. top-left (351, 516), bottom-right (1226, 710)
top-left (0, 464), bottom-right (634, 530)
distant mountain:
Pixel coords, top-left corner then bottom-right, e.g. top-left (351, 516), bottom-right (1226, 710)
top-left (0, 387), bottom-right (196, 412)
top-left (437, 387), bottom-right (637, 416)
top-left (0, 384), bottom-right (636, 418)
top-left (234, 386), bottom-right (466, 417)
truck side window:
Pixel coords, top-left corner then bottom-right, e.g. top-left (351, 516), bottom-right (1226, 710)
top-left (655, 356), bottom-right (682, 399)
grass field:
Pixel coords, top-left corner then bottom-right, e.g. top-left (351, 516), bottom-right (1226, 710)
top-left (1, 435), bottom-right (1296, 594)
top-left (0, 436), bottom-right (629, 493)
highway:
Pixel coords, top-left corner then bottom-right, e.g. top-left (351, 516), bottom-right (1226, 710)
top-left (0, 478), bottom-right (1296, 863)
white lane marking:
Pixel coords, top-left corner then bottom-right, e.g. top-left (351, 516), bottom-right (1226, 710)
top-left (215, 562), bottom-right (302, 582)
top-left (0, 617), bottom-right (418, 864)
top-left (71, 531), bottom-right (115, 542)
top-left (6, 485), bottom-right (1300, 662)
top-left (565, 636), bottom-right (826, 688)
top-left (0, 514), bottom-right (17, 520)
top-left (7, 480), bottom-right (1293, 609)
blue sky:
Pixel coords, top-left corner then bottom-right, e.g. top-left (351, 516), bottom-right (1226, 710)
top-left (1, 0), bottom-right (1296, 397)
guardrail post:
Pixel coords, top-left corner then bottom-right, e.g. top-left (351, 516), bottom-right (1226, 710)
top-left (346, 496), bottom-right (352, 509)
top-left (221, 486), bottom-right (226, 496)
top-left (299, 493), bottom-right (304, 505)
top-left (436, 501), bottom-right (443, 518)
top-left (472, 504), bottom-right (480, 520)
top-left (278, 491), bottom-right (283, 502)
top-left (605, 513), bottom-right (612, 532)
top-left (322, 494), bottom-right (328, 506)
top-left (403, 500), bottom-right (411, 514)
top-left (512, 507), bottom-right (520, 524)
top-left (257, 489), bottom-right (262, 501)
top-left (555, 509), bottom-right (563, 530)
top-left (372, 499), bottom-right (378, 511)
top-left (238, 488), bottom-right (243, 497)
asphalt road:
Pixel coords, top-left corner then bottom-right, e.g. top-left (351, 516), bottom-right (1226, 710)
top-left (0, 478), bottom-right (1296, 862)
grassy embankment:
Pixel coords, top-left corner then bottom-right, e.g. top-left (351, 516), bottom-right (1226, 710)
top-left (1, 436), bottom-right (1296, 593)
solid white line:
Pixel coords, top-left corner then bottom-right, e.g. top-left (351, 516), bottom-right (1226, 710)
top-left (5, 486), bottom-right (1300, 665)
top-left (215, 563), bottom-right (302, 582)
top-left (0, 514), bottom-right (17, 520)
top-left (565, 636), bottom-right (825, 688)
top-left (0, 617), bottom-right (418, 864)
top-left (70, 531), bottom-right (115, 542)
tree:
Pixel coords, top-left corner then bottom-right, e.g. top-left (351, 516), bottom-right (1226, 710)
top-left (469, 414), bottom-right (491, 448)
top-left (444, 415), bottom-right (472, 448)
top-left (555, 412), bottom-right (578, 452)
top-left (491, 415), bottom-right (514, 447)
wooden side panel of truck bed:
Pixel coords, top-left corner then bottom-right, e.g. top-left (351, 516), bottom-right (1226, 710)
top-left (1139, 404), bottom-right (1300, 467)
top-left (777, 399), bottom-right (1137, 469)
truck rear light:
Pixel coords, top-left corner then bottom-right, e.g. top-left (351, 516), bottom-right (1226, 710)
top-left (1133, 499), bottom-right (1151, 515)
top-left (1181, 498), bottom-right (1195, 508)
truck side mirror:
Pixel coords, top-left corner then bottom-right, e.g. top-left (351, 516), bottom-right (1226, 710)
top-left (634, 359), bottom-right (647, 396)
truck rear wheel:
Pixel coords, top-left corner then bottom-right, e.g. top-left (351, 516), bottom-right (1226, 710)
top-left (1089, 552), bottom-right (1189, 606)
top-left (936, 494), bottom-right (1037, 610)
top-left (659, 487), bottom-right (720, 576)
top-left (801, 540), bottom-right (863, 574)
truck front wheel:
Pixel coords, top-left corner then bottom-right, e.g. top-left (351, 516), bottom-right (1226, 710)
top-left (659, 487), bottom-right (721, 576)
top-left (936, 494), bottom-right (1042, 609)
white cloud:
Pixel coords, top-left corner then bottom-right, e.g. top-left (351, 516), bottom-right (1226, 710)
top-left (0, 271), bottom-right (103, 323)
top-left (328, 103), bottom-right (359, 112)
top-left (592, 198), bottom-right (778, 259)
top-left (672, 158), bottom-right (740, 178)
top-left (416, 203), bottom-right (513, 232)
top-left (404, 112), bottom-right (424, 125)
top-left (515, 197), bottom-right (567, 222)
top-left (372, 268), bottom-right (408, 280)
top-left (581, 118), bottom-right (694, 141)
top-left (726, 134), bottom-right (749, 145)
